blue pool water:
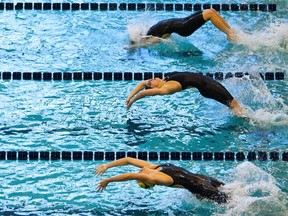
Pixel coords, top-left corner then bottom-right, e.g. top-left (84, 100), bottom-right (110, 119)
top-left (0, 0), bottom-right (287, 215)
top-left (0, 1), bottom-right (287, 73)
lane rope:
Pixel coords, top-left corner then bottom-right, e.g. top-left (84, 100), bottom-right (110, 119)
top-left (0, 72), bottom-right (285, 81)
top-left (0, 151), bottom-right (287, 161)
top-left (0, 2), bottom-right (277, 12)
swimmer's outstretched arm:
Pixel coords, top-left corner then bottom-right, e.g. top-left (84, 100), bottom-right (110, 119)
top-left (96, 173), bottom-right (157, 192)
top-left (126, 81), bottom-right (147, 104)
top-left (124, 43), bottom-right (151, 50)
top-left (124, 36), bottom-right (162, 50)
top-left (126, 88), bottom-right (171, 110)
top-left (95, 157), bottom-right (158, 177)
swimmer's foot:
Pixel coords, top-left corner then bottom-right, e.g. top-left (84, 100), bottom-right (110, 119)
top-left (227, 34), bottom-right (239, 42)
top-left (231, 107), bottom-right (246, 117)
top-left (229, 99), bottom-right (246, 117)
top-left (227, 30), bottom-right (239, 42)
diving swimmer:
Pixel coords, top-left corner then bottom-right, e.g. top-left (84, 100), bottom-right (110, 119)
top-left (128, 9), bottom-right (238, 49)
top-left (95, 157), bottom-right (228, 203)
top-left (126, 72), bottom-right (245, 116)
top-left (95, 157), bottom-right (228, 204)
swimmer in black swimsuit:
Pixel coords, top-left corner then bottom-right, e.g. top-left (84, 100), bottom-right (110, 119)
top-left (128, 9), bottom-right (238, 49)
top-left (95, 157), bottom-right (228, 204)
top-left (126, 72), bottom-right (245, 116)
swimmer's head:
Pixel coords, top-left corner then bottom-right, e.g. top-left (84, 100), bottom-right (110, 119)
top-left (145, 78), bottom-right (163, 89)
top-left (137, 180), bottom-right (155, 189)
top-left (145, 83), bottom-right (152, 90)
top-left (141, 35), bottom-right (161, 43)
top-left (145, 79), bottom-right (153, 89)
top-left (129, 36), bottom-right (150, 45)
top-left (145, 86), bottom-right (151, 90)
top-left (141, 35), bottom-right (153, 41)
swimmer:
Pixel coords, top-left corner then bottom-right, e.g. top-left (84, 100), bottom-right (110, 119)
top-left (126, 72), bottom-right (245, 116)
top-left (127, 9), bottom-right (238, 49)
top-left (95, 157), bottom-right (228, 204)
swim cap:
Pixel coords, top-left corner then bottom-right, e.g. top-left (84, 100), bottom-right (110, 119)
top-left (137, 181), bottom-right (155, 189)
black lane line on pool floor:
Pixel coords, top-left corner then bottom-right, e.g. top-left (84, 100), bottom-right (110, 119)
top-left (0, 3), bottom-right (277, 12)
top-left (0, 151), bottom-right (287, 162)
top-left (0, 72), bottom-right (285, 81)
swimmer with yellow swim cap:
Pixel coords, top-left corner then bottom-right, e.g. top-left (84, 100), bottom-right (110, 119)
top-left (95, 157), bottom-right (228, 204)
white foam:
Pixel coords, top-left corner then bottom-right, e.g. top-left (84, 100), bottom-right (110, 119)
top-left (235, 22), bottom-right (288, 51)
top-left (126, 14), bottom-right (197, 51)
top-left (224, 73), bottom-right (288, 125)
top-left (246, 108), bottom-right (288, 126)
top-left (127, 22), bottom-right (151, 43)
top-left (126, 10), bottom-right (156, 43)
top-left (216, 162), bottom-right (288, 216)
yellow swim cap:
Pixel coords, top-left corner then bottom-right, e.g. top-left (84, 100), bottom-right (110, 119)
top-left (137, 181), bottom-right (155, 189)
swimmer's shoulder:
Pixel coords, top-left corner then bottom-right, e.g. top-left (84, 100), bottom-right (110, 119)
top-left (148, 164), bottom-right (161, 169)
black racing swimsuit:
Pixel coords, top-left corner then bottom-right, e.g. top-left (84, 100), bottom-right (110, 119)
top-left (146, 11), bottom-right (207, 38)
top-left (158, 163), bottom-right (228, 204)
top-left (165, 72), bottom-right (234, 106)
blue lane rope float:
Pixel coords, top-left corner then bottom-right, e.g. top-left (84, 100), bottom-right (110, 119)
top-left (0, 151), bottom-right (287, 161)
top-left (0, 2), bottom-right (277, 12)
top-left (0, 72), bottom-right (285, 81)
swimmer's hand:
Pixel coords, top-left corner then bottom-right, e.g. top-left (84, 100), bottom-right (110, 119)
top-left (126, 98), bottom-right (134, 110)
top-left (95, 164), bottom-right (108, 177)
top-left (96, 179), bottom-right (109, 192)
top-left (126, 96), bottom-right (131, 105)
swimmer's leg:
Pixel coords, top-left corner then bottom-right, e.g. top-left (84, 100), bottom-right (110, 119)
top-left (197, 78), bottom-right (246, 116)
top-left (202, 9), bottom-right (238, 41)
top-left (200, 182), bottom-right (228, 204)
top-left (229, 99), bottom-right (246, 117)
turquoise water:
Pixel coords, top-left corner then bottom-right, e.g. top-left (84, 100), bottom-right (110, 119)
top-left (0, 161), bottom-right (287, 215)
top-left (0, 0), bottom-right (288, 215)
top-left (0, 78), bottom-right (287, 153)
top-left (0, 1), bottom-right (287, 73)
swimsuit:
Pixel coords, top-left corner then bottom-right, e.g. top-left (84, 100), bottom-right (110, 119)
top-left (165, 72), bottom-right (234, 106)
top-left (146, 11), bottom-right (207, 38)
top-left (157, 163), bottom-right (228, 203)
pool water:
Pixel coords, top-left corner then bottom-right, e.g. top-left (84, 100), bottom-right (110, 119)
top-left (0, 160), bottom-right (287, 215)
top-left (0, 0), bottom-right (287, 215)
top-left (0, 1), bottom-right (287, 73)
top-left (0, 77), bottom-right (287, 153)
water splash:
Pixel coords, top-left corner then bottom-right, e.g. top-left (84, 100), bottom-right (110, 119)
top-left (127, 22), bottom-right (151, 43)
top-left (217, 162), bottom-right (288, 216)
top-left (246, 107), bottom-right (288, 126)
top-left (235, 22), bottom-right (288, 51)
top-left (126, 20), bottom-right (179, 53)
top-left (126, 14), bottom-right (196, 53)
top-left (225, 73), bottom-right (288, 125)
top-left (126, 10), bottom-right (156, 43)
top-left (243, 73), bottom-right (288, 125)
